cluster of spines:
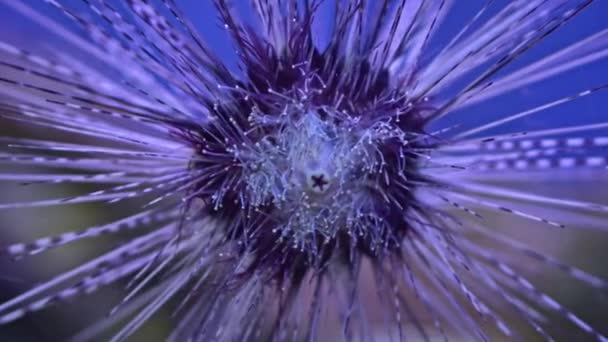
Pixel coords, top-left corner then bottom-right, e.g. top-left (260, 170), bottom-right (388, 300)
top-left (0, 0), bottom-right (606, 341)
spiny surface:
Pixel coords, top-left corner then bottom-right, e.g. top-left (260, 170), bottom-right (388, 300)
top-left (0, 1), bottom-right (607, 341)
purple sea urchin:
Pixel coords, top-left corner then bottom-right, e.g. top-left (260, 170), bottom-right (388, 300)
top-left (0, 0), bottom-right (607, 341)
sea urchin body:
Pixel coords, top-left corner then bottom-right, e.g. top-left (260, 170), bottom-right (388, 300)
top-left (0, 0), bottom-right (607, 341)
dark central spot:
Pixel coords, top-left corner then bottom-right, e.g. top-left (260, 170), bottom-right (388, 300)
top-left (311, 174), bottom-right (329, 191)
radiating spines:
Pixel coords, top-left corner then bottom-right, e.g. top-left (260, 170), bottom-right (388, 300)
top-left (0, 224), bottom-right (177, 323)
top-left (0, 0), bottom-right (607, 341)
top-left (463, 241), bottom-right (608, 342)
top-left (35, 0), bottom-right (226, 124)
top-left (0, 208), bottom-right (177, 259)
top-left (415, 0), bottom-right (596, 104)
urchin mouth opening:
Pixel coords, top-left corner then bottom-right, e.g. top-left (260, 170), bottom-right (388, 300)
top-left (307, 171), bottom-right (330, 193)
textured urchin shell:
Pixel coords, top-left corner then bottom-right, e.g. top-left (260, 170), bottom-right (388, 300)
top-left (0, 1), bottom-right (607, 341)
top-left (179, 3), bottom-right (435, 273)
